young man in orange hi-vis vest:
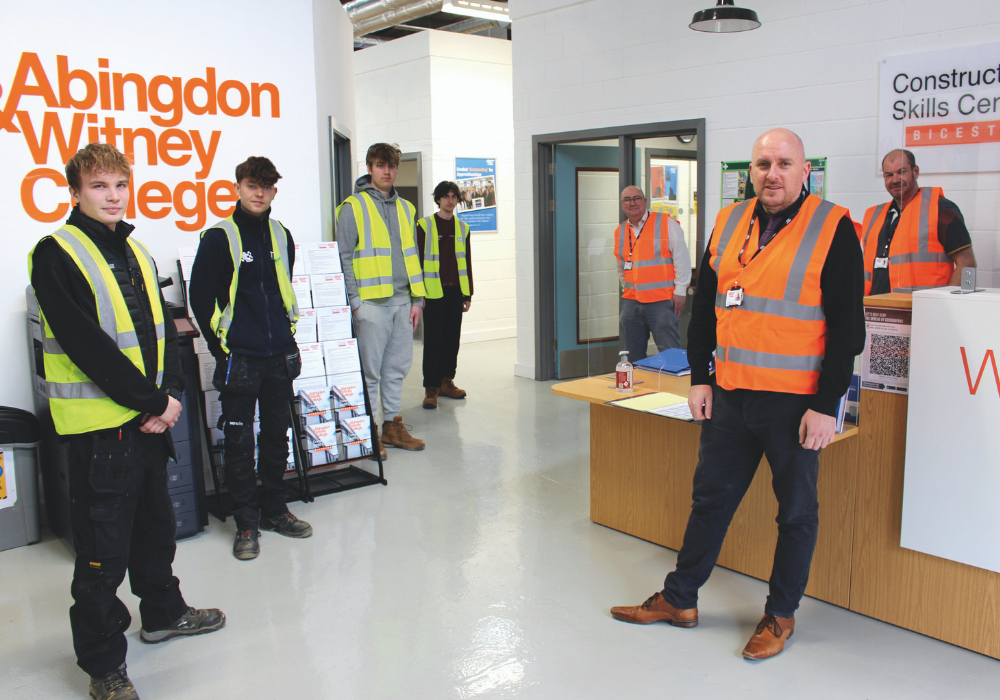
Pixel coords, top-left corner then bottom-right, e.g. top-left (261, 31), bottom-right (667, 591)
top-left (861, 148), bottom-right (976, 295)
top-left (610, 129), bottom-right (866, 661)
top-left (614, 186), bottom-right (691, 361)
top-left (30, 143), bottom-right (224, 700)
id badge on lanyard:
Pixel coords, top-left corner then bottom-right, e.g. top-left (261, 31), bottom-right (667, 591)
top-left (623, 261), bottom-right (633, 271)
top-left (874, 257), bottom-right (889, 269)
top-left (726, 286), bottom-right (744, 307)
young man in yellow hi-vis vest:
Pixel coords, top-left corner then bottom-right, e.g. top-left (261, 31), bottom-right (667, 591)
top-left (416, 180), bottom-right (473, 410)
top-left (190, 157), bottom-right (312, 562)
top-left (29, 143), bottom-right (224, 700)
top-left (337, 143), bottom-right (426, 457)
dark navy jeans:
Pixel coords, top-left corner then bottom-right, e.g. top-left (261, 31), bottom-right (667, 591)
top-left (662, 384), bottom-right (821, 618)
top-left (619, 297), bottom-right (680, 362)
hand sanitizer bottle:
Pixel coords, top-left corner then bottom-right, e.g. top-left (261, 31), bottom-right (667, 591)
top-left (616, 351), bottom-right (633, 393)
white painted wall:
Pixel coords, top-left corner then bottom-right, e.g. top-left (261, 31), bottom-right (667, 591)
top-left (354, 31), bottom-right (516, 343)
top-left (0, 0), bottom-right (356, 412)
top-left (510, 0), bottom-right (1000, 379)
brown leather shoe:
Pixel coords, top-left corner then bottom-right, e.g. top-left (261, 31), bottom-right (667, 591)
top-left (422, 388), bottom-right (439, 409)
top-left (610, 592), bottom-right (698, 627)
top-left (369, 425), bottom-right (388, 461)
top-left (742, 614), bottom-right (795, 660)
top-left (439, 378), bottom-right (466, 399)
top-left (381, 416), bottom-right (425, 451)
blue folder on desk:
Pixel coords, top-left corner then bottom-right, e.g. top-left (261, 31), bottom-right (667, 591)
top-left (635, 348), bottom-right (691, 376)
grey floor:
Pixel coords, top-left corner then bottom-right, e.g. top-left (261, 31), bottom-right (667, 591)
top-left (1, 338), bottom-right (998, 699)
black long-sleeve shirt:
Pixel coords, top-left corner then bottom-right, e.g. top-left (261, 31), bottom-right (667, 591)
top-left (688, 191), bottom-right (867, 417)
top-left (30, 208), bottom-right (184, 421)
top-left (416, 213), bottom-right (474, 298)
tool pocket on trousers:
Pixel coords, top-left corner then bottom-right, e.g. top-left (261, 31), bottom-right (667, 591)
top-left (285, 347), bottom-right (302, 380)
top-left (89, 499), bottom-right (127, 559)
top-left (88, 434), bottom-right (133, 494)
top-left (213, 353), bottom-right (251, 393)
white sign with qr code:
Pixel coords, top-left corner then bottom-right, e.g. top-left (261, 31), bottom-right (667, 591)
top-left (860, 306), bottom-right (912, 394)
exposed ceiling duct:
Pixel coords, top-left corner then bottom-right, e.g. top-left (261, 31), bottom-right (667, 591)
top-left (439, 18), bottom-right (508, 34)
top-left (347, 0), bottom-right (444, 37)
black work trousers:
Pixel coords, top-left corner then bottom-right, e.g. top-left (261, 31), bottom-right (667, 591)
top-left (422, 285), bottom-right (465, 388)
top-left (69, 426), bottom-right (188, 678)
top-left (662, 384), bottom-right (821, 619)
top-left (214, 349), bottom-right (298, 531)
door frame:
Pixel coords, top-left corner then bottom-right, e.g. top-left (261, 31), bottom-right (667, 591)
top-left (531, 119), bottom-right (706, 381)
top-left (400, 151), bottom-right (423, 219)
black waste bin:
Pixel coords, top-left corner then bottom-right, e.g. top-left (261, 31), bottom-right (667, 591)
top-left (0, 407), bottom-right (43, 552)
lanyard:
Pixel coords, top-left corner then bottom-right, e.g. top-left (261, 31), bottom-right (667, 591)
top-left (879, 207), bottom-right (900, 258)
top-left (626, 216), bottom-right (646, 261)
top-left (736, 212), bottom-right (794, 267)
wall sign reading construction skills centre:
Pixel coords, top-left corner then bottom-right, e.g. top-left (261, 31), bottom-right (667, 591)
top-left (879, 42), bottom-right (1000, 174)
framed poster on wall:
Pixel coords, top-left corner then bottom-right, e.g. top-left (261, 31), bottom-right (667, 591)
top-left (455, 158), bottom-right (497, 233)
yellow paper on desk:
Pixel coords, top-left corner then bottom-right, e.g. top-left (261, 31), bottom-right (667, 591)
top-left (611, 392), bottom-right (687, 412)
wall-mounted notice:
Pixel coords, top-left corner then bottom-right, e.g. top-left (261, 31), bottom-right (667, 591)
top-left (721, 158), bottom-right (827, 208)
top-left (879, 42), bottom-right (1000, 174)
top-left (455, 157), bottom-right (497, 233)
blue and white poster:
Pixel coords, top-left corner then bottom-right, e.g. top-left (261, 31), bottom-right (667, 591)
top-left (455, 158), bottom-right (498, 233)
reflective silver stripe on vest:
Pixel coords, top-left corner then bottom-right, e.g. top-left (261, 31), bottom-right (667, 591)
top-left (711, 199), bottom-right (753, 272)
top-left (269, 219), bottom-right (300, 321)
top-left (917, 187), bottom-right (931, 254)
top-left (863, 202), bottom-right (887, 250)
top-left (783, 199), bottom-right (836, 304)
top-left (889, 251), bottom-right (951, 264)
top-left (127, 240), bottom-right (167, 387)
top-left (48, 381), bottom-right (107, 400)
top-left (714, 292), bottom-right (824, 321)
top-left (726, 345), bottom-right (824, 372)
top-left (357, 275), bottom-right (393, 288)
top-left (214, 218), bottom-right (243, 334)
top-left (52, 229), bottom-right (119, 342)
top-left (634, 280), bottom-right (675, 291)
top-left (864, 271), bottom-right (872, 281)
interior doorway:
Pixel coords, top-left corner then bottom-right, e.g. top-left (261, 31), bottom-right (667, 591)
top-left (396, 153), bottom-right (423, 219)
top-left (532, 120), bottom-right (706, 381)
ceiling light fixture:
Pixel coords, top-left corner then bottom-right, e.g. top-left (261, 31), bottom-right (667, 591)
top-left (442, 1), bottom-right (510, 22)
top-left (690, 1), bottom-right (761, 33)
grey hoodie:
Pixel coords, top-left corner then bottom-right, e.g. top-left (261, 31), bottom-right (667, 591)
top-left (336, 174), bottom-right (424, 310)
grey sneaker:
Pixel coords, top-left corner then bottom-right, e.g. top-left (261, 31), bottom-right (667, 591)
top-left (89, 663), bottom-right (139, 699)
top-left (140, 607), bottom-right (226, 644)
top-left (233, 529), bottom-right (260, 560)
top-left (260, 513), bottom-right (313, 538)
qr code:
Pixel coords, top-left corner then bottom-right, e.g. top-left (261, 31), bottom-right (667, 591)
top-left (868, 333), bottom-right (910, 378)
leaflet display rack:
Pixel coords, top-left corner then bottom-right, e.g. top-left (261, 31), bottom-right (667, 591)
top-left (176, 241), bottom-right (386, 523)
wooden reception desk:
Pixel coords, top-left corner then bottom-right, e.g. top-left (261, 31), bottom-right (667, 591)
top-left (553, 293), bottom-right (1000, 659)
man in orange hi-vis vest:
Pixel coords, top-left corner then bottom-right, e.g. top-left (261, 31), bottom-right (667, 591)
top-left (611, 129), bottom-right (866, 661)
top-left (861, 148), bottom-right (976, 295)
top-left (614, 186), bottom-right (691, 361)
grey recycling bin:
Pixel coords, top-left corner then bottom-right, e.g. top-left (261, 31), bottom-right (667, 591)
top-left (0, 407), bottom-right (43, 552)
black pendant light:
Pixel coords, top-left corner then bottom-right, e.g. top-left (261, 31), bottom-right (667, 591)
top-left (690, 0), bottom-right (761, 33)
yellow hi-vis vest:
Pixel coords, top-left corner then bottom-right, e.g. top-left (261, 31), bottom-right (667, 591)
top-left (27, 225), bottom-right (166, 435)
top-left (336, 192), bottom-right (426, 300)
top-left (419, 215), bottom-right (470, 299)
top-left (202, 216), bottom-right (299, 354)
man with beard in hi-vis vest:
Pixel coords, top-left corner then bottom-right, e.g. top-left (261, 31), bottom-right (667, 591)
top-left (610, 129), bottom-right (866, 661)
top-left (337, 143), bottom-right (427, 459)
top-left (861, 148), bottom-right (976, 295)
top-left (190, 156), bottom-right (313, 562)
top-left (29, 143), bottom-right (224, 700)
top-left (614, 186), bottom-right (692, 361)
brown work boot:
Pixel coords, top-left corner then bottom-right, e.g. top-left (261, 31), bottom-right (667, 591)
top-left (439, 378), bottom-right (466, 399)
top-left (369, 425), bottom-right (388, 461)
top-left (742, 614), bottom-right (795, 660)
top-left (422, 388), bottom-right (439, 409)
top-left (610, 592), bottom-right (698, 627)
top-left (381, 416), bottom-right (425, 451)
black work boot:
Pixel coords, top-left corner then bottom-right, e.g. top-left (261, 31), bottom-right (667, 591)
top-left (140, 607), bottom-right (226, 644)
top-left (260, 512), bottom-right (313, 538)
top-left (233, 529), bottom-right (260, 560)
top-left (89, 663), bottom-right (139, 699)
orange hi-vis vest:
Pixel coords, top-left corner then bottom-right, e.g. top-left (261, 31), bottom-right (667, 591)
top-left (614, 212), bottom-right (676, 302)
top-left (710, 194), bottom-right (847, 395)
top-left (860, 187), bottom-right (952, 295)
